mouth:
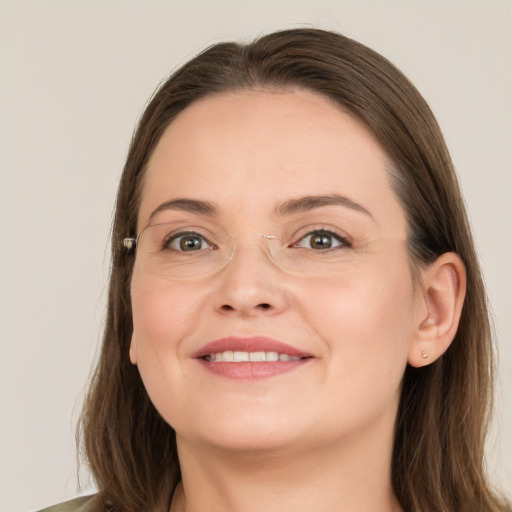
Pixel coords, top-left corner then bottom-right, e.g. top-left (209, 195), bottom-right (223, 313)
top-left (193, 336), bottom-right (313, 380)
top-left (204, 351), bottom-right (302, 362)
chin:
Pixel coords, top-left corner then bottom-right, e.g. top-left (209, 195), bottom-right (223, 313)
top-left (192, 430), bottom-right (307, 456)
top-left (174, 408), bottom-right (313, 455)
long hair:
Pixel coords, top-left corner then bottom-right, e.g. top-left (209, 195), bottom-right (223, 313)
top-left (81, 28), bottom-right (509, 511)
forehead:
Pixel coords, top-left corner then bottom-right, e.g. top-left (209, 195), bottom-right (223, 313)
top-left (138, 88), bottom-right (406, 234)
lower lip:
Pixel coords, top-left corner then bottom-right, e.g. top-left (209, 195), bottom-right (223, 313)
top-left (196, 359), bottom-right (311, 380)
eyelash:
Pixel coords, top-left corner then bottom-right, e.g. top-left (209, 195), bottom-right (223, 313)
top-left (291, 228), bottom-right (352, 251)
top-left (162, 231), bottom-right (216, 252)
top-left (162, 228), bottom-right (352, 252)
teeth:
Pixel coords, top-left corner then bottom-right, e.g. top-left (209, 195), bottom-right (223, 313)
top-left (279, 353), bottom-right (300, 361)
top-left (249, 351), bottom-right (265, 362)
top-left (207, 351), bottom-right (301, 362)
top-left (234, 351), bottom-right (250, 362)
top-left (266, 351), bottom-right (279, 362)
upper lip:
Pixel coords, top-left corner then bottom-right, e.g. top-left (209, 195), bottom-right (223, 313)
top-left (192, 336), bottom-right (313, 359)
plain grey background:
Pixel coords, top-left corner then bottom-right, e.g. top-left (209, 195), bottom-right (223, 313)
top-left (1, 1), bottom-right (511, 510)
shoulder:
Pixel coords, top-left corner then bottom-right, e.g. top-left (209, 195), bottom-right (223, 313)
top-left (37, 495), bottom-right (96, 512)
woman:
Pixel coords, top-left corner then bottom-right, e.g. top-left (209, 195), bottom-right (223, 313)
top-left (41, 28), bottom-right (510, 512)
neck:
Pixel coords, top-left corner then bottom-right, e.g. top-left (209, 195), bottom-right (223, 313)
top-left (170, 417), bottom-right (402, 512)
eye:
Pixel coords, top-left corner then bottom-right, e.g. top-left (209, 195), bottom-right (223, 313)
top-left (164, 231), bottom-right (213, 252)
top-left (293, 230), bottom-right (351, 250)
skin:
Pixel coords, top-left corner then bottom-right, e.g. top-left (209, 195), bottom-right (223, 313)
top-left (129, 88), bottom-right (464, 512)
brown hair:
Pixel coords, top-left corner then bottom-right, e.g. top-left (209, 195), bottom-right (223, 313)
top-left (81, 28), bottom-right (509, 511)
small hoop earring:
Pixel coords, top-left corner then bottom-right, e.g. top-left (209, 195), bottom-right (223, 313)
top-left (421, 351), bottom-right (429, 359)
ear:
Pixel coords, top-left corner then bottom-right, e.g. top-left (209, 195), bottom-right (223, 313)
top-left (129, 334), bottom-right (137, 365)
top-left (408, 252), bottom-right (466, 367)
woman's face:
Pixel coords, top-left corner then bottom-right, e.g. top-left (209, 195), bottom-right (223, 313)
top-left (130, 88), bottom-right (425, 454)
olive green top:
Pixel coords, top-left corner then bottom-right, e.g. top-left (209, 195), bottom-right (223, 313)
top-left (37, 495), bottom-right (95, 512)
top-left (36, 494), bottom-right (170, 512)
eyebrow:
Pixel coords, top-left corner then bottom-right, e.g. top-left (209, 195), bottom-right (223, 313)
top-left (148, 194), bottom-right (373, 223)
top-left (276, 194), bottom-right (373, 218)
top-left (149, 198), bottom-right (218, 221)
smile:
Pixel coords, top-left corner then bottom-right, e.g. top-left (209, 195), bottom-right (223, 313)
top-left (193, 336), bottom-right (313, 380)
top-left (204, 351), bottom-right (303, 362)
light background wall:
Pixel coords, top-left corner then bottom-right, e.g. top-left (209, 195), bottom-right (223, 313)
top-left (1, 1), bottom-right (510, 510)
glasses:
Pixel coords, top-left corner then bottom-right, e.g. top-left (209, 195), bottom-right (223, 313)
top-left (123, 221), bottom-right (353, 280)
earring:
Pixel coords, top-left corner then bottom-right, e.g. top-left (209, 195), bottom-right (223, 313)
top-left (421, 350), bottom-right (429, 359)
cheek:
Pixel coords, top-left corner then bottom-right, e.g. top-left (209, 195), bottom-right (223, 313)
top-left (299, 258), bottom-right (416, 375)
top-left (131, 273), bottom-right (204, 348)
top-left (129, 271), bottom-right (209, 403)
top-left (130, 273), bottom-right (209, 424)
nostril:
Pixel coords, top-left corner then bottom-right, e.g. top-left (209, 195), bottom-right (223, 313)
top-left (219, 303), bottom-right (272, 312)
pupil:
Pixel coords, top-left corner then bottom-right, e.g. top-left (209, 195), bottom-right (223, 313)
top-left (180, 236), bottom-right (201, 251)
top-left (311, 233), bottom-right (332, 249)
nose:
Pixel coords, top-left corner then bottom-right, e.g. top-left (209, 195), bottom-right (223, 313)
top-left (212, 237), bottom-right (289, 317)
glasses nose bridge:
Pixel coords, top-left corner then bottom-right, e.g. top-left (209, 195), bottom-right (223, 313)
top-left (225, 231), bottom-right (281, 269)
